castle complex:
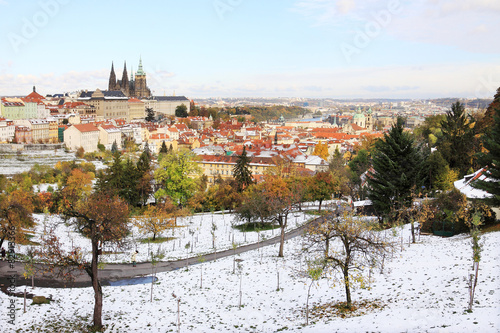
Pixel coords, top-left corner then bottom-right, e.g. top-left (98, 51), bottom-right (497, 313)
top-left (108, 58), bottom-right (151, 98)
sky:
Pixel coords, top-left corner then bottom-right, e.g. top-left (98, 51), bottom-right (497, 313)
top-left (0, 0), bottom-right (498, 99)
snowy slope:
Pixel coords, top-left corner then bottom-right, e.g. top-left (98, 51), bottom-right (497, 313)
top-left (1, 217), bottom-right (499, 333)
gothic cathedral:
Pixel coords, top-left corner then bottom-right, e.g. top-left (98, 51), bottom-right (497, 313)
top-left (108, 58), bottom-right (151, 98)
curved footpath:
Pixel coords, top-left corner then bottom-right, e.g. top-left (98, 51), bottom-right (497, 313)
top-left (0, 214), bottom-right (330, 289)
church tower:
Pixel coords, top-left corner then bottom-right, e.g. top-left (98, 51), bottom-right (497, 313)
top-left (108, 62), bottom-right (117, 91)
top-left (121, 62), bottom-right (130, 96)
top-left (134, 57), bottom-right (151, 98)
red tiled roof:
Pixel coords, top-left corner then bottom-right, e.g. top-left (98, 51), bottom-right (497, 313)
top-left (72, 123), bottom-right (99, 133)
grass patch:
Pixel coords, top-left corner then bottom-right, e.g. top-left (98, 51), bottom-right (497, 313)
top-left (139, 236), bottom-right (176, 244)
top-left (233, 223), bottom-right (280, 232)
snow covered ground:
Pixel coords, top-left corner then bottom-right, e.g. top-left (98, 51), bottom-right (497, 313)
top-left (2, 214), bottom-right (500, 333)
top-left (22, 210), bottom-right (311, 264)
top-left (0, 149), bottom-right (77, 176)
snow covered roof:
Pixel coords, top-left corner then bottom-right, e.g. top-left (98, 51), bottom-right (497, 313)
top-left (453, 167), bottom-right (493, 199)
top-left (293, 154), bottom-right (327, 166)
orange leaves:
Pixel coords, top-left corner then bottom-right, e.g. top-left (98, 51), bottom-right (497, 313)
top-left (0, 186), bottom-right (35, 244)
top-left (63, 168), bottom-right (94, 199)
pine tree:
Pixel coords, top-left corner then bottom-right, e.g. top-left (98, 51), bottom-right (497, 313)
top-left (367, 117), bottom-right (425, 222)
top-left (144, 141), bottom-right (151, 156)
top-left (233, 146), bottom-right (253, 192)
top-left (159, 141), bottom-right (168, 154)
top-left (472, 89), bottom-right (500, 207)
top-left (137, 149), bottom-right (151, 174)
top-left (145, 107), bottom-right (155, 122)
top-left (111, 140), bottom-right (118, 154)
top-left (437, 101), bottom-right (477, 177)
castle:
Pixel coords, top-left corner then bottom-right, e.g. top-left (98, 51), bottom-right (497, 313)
top-left (108, 58), bottom-right (151, 98)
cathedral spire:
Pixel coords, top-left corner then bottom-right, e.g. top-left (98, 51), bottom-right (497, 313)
top-left (121, 61), bottom-right (130, 96)
top-left (108, 62), bottom-right (117, 91)
top-left (136, 57), bottom-right (145, 76)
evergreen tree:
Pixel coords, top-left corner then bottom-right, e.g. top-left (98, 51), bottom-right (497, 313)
top-left (473, 89), bottom-right (500, 207)
top-left (121, 158), bottom-right (140, 205)
top-left (111, 140), bottom-right (118, 154)
top-left (367, 117), bottom-right (425, 222)
top-left (137, 149), bottom-right (151, 174)
top-left (233, 146), bottom-right (253, 192)
top-left (103, 153), bottom-right (124, 194)
top-left (437, 101), bottom-right (477, 177)
top-left (159, 141), bottom-right (168, 154)
top-left (274, 131), bottom-right (278, 145)
top-left (144, 141), bottom-right (151, 157)
top-left (145, 107), bottom-right (155, 122)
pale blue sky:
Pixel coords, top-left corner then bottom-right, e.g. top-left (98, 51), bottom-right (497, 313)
top-left (0, 0), bottom-right (498, 99)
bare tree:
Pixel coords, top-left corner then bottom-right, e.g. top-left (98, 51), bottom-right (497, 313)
top-left (303, 211), bottom-right (394, 308)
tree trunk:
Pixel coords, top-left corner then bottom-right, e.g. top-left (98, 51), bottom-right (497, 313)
top-left (278, 216), bottom-right (285, 257)
top-left (410, 221), bottom-right (415, 243)
top-left (90, 240), bottom-right (103, 330)
top-left (318, 199), bottom-right (322, 212)
top-left (343, 267), bottom-right (351, 308)
top-left (324, 238), bottom-right (329, 258)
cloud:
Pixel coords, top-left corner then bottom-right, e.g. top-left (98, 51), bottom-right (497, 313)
top-left (2, 62), bottom-right (499, 100)
top-left (291, 0), bottom-right (358, 26)
top-left (170, 62), bottom-right (500, 99)
top-left (432, 0), bottom-right (500, 15)
top-left (291, 0), bottom-right (500, 53)
top-left (0, 69), bottom-right (108, 96)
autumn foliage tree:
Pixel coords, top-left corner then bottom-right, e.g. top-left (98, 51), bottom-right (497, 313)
top-left (312, 141), bottom-right (329, 161)
top-left (241, 175), bottom-right (301, 257)
top-left (40, 170), bottom-right (130, 331)
top-left (306, 172), bottom-right (338, 211)
top-left (0, 183), bottom-right (35, 248)
top-left (134, 202), bottom-right (176, 241)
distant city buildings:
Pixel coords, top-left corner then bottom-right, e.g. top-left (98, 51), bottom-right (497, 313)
top-left (0, 68), bottom-right (491, 185)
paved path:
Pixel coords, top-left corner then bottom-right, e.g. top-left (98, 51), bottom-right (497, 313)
top-left (0, 214), bottom-right (329, 289)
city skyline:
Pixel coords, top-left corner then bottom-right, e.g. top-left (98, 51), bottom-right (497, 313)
top-left (0, 0), bottom-right (498, 99)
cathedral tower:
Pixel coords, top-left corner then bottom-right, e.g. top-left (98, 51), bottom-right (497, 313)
top-left (121, 62), bottom-right (130, 96)
top-left (134, 57), bottom-right (151, 98)
top-left (108, 62), bottom-right (117, 91)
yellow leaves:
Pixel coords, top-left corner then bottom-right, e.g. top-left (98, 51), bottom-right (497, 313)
top-left (135, 203), bottom-right (177, 238)
top-left (63, 168), bottom-right (94, 200)
top-left (312, 141), bottom-right (329, 161)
